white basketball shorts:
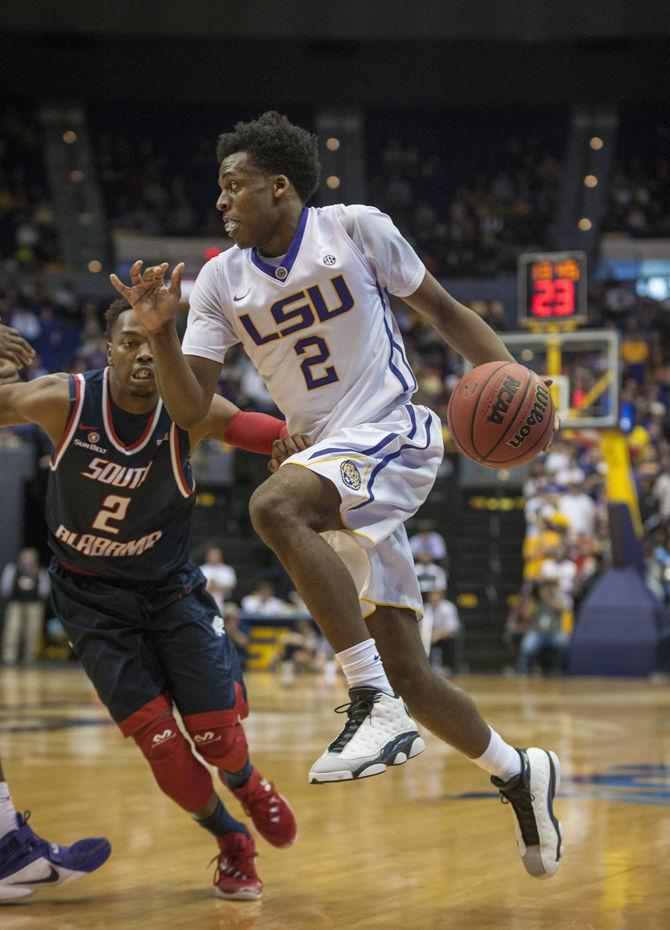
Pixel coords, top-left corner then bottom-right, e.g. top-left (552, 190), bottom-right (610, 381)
top-left (281, 403), bottom-right (444, 619)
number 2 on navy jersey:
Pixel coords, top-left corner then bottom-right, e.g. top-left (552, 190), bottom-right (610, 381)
top-left (294, 336), bottom-right (339, 390)
top-left (92, 494), bottom-right (131, 535)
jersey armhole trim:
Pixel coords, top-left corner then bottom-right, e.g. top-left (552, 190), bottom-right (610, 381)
top-left (170, 423), bottom-right (196, 498)
top-left (50, 373), bottom-right (86, 470)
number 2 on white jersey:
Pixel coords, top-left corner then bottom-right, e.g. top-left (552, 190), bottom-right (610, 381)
top-left (92, 494), bottom-right (131, 535)
top-left (294, 336), bottom-right (339, 390)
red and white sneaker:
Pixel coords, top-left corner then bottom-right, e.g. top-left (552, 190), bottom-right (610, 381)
top-left (231, 769), bottom-right (297, 848)
top-left (213, 832), bottom-right (262, 901)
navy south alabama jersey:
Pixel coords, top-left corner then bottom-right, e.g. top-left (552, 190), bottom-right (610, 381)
top-left (46, 368), bottom-right (196, 581)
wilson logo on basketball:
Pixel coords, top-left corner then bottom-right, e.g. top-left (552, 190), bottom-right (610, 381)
top-left (487, 376), bottom-right (522, 425)
top-left (506, 384), bottom-right (551, 448)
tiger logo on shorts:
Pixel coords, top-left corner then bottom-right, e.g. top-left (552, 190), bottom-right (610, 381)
top-left (340, 460), bottom-right (362, 490)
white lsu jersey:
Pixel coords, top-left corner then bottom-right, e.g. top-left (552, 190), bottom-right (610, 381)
top-left (182, 204), bottom-right (426, 438)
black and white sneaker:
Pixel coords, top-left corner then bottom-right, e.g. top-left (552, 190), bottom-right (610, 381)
top-left (308, 686), bottom-right (425, 784)
top-left (491, 747), bottom-right (563, 879)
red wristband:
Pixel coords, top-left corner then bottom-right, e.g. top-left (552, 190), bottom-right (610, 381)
top-left (223, 410), bottom-right (287, 455)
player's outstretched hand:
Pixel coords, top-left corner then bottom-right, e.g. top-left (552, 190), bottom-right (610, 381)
top-left (110, 260), bottom-right (184, 334)
top-left (268, 433), bottom-right (312, 473)
top-left (0, 323), bottom-right (34, 367)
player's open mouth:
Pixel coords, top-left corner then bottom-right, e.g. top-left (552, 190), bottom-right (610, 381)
top-left (224, 219), bottom-right (240, 236)
top-left (131, 368), bottom-right (154, 382)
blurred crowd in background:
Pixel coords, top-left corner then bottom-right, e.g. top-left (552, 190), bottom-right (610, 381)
top-left (1, 102), bottom-right (670, 677)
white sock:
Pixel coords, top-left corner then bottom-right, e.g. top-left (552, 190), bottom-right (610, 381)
top-left (471, 728), bottom-right (522, 781)
top-left (335, 639), bottom-right (394, 696)
top-left (0, 783), bottom-right (18, 838)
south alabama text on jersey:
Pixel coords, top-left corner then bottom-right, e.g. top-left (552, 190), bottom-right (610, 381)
top-left (182, 204), bottom-right (426, 439)
top-left (45, 368), bottom-right (196, 581)
top-left (52, 525), bottom-right (162, 559)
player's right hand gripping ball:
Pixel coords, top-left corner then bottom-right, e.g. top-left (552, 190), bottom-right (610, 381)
top-left (447, 361), bottom-right (555, 468)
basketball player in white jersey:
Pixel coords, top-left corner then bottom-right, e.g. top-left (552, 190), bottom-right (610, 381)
top-left (111, 112), bottom-right (563, 879)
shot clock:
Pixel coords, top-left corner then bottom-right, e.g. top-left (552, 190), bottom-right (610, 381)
top-left (517, 251), bottom-right (588, 327)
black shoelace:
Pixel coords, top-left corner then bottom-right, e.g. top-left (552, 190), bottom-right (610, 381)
top-left (328, 692), bottom-right (379, 752)
top-left (500, 784), bottom-right (538, 843)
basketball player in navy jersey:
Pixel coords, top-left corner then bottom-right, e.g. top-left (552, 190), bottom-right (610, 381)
top-left (112, 112), bottom-right (563, 879)
top-left (0, 301), bottom-right (305, 900)
top-left (0, 327), bottom-right (112, 900)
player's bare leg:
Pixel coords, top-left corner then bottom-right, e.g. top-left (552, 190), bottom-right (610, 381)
top-left (367, 607), bottom-right (563, 879)
top-left (250, 465), bottom-right (368, 652)
top-left (249, 466), bottom-right (425, 782)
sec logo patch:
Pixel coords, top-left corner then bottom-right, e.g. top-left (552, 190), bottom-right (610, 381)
top-left (340, 459), bottom-right (362, 490)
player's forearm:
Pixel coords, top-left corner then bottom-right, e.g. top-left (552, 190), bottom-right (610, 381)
top-left (223, 410), bottom-right (287, 454)
top-left (432, 295), bottom-right (515, 367)
top-left (148, 324), bottom-right (210, 428)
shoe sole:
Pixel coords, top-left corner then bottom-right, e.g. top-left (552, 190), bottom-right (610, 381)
top-left (0, 860), bottom-right (109, 901)
top-left (522, 749), bottom-right (563, 880)
top-left (0, 883), bottom-right (35, 900)
top-left (214, 887), bottom-right (262, 901)
top-left (308, 733), bottom-right (426, 784)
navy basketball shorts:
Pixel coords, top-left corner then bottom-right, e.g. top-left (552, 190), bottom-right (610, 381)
top-left (48, 561), bottom-right (247, 736)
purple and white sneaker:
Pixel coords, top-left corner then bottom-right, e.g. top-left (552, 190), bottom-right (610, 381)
top-left (0, 812), bottom-right (111, 900)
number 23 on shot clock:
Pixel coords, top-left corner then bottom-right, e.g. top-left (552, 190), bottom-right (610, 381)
top-left (517, 251), bottom-right (588, 327)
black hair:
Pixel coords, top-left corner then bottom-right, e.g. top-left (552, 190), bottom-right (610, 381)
top-left (216, 111), bottom-right (321, 204)
top-left (104, 298), bottom-right (132, 340)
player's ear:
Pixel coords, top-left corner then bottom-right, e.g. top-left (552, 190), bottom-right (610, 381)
top-left (273, 175), bottom-right (290, 200)
top-left (106, 341), bottom-right (113, 365)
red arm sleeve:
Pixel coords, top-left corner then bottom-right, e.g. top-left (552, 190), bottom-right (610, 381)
top-left (222, 411), bottom-right (289, 455)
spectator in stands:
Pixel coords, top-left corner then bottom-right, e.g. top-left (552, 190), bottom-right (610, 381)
top-left (517, 581), bottom-right (570, 676)
top-left (538, 543), bottom-right (577, 611)
top-left (278, 619), bottom-right (324, 684)
top-left (556, 471), bottom-right (597, 539)
top-left (647, 528), bottom-right (670, 604)
top-left (522, 511), bottom-right (568, 582)
top-left (419, 588), bottom-right (462, 676)
top-left (524, 488), bottom-right (559, 540)
top-left (414, 550), bottom-right (448, 595)
top-left (503, 590), bottom-right (535, 673)
top-left (200, 546), bottom-right (237, 614)
top-left (77, 317), bottom-right (108, 370)
top-left (409, 519), bottom-right (447, 563)
top-left (1, 547), bottom-right (49, 665)
top-left (653, 459), bottom-right (670, 523)
top-left (220, 602), bottom-right (251, 671)
top-left (523, 460), bottom-right (549, 501)
top-left (543, 439), bottom-right (573, 479)
top-left (240, 581), bottom-right (287, 618)
top-left (9, 305), bottom-right (40, 341)
top-left (620, 316), bottom-right (650, 385)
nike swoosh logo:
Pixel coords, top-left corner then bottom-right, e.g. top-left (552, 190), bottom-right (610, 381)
top-left (10, 866), bottom-right (60, 885)
top-left (233, 289), bottom-right (251, 302)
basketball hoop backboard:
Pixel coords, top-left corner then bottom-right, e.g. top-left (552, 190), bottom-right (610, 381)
top-left (497, 330), bottom-right (619, 428)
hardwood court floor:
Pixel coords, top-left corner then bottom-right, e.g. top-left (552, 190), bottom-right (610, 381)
top-left (1, 667), bottom-right (670, 930)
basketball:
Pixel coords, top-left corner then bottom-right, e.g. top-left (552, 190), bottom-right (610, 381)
top-left (447, 361), bottom-right (555, 468)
